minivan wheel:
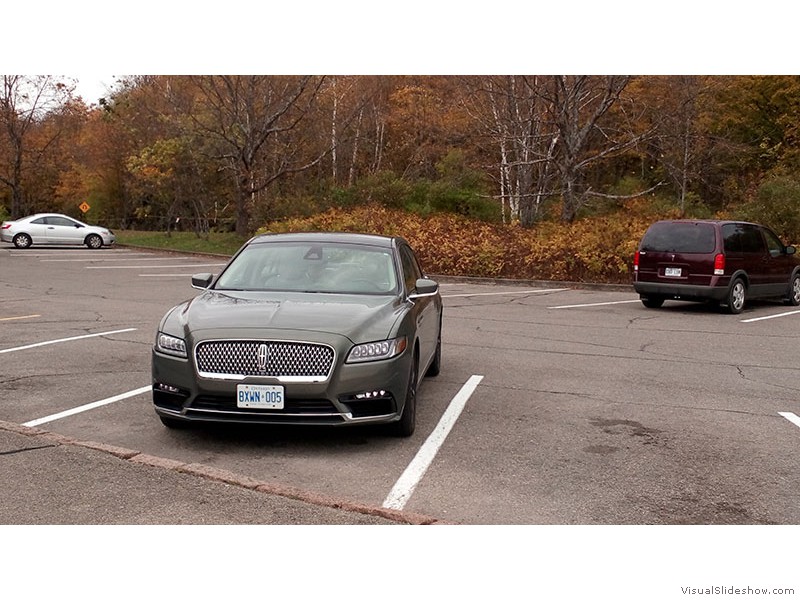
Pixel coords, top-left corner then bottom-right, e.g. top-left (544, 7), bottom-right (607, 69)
top-left (786, 272), bottom-right (800, 306)
top-left (641, 296), bottom-right (665, 309)
top-left (725, 278), bottom-right (746, 314)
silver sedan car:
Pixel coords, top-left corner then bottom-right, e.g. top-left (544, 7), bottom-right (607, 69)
top-left (0, 213), bottom-right (116, 249)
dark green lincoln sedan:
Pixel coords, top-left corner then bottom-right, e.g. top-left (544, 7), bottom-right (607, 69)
top-left (151, 232), bottom-right (442, 436)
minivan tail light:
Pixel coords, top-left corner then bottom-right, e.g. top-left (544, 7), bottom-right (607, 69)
top-left (634, 251), bottom-right (640, 271)
top-left (714, 253), bottom-right (725, 275)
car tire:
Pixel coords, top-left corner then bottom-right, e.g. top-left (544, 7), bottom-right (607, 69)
top-left (391, 353), bottom-right (418, 437)
top-left (725, 278), bottom-right (746, 314)
top-left (425, 318), bottom-right (442, 377)
top-left (85, 234), bottom-right (103, 249)
top-left (641, 296), bottom-right (665, 308)
top-left (786, 272), bottom-right (800, 306)
top-left (12, 233), bottom-right (32, 249)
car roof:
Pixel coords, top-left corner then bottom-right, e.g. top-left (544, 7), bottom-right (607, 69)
top-left (651, 219), bottom-right (762, 227)
top-left (24, 213), bottom-right (77, 220)
top-left (248, 232), bottom-right (400, 248)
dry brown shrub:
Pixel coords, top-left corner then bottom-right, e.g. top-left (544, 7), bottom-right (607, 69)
top-left (260, 204), bottom-right (664, 284)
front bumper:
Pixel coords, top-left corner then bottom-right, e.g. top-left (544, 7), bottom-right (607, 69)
top-left (152, 347), bottom-right (412, 427)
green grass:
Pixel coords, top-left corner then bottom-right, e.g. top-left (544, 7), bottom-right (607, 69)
top-left (114, 230), bottom-right (246, 256)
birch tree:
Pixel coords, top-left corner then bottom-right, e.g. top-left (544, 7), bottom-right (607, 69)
top-left (648, 76), bottom-right (708, 215)
top-left (322, 76), bottom-right (389, 187)
top-left (469, 75), bottom-right (559, 225)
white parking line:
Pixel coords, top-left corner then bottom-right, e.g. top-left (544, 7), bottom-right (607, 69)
top-left (9, 251), bottom-right (139, 257)
top-left (383, 374), bottom-right (483, 511)
top-left (23, 386), bottom-right (151, 427)
top-left (42, 257), bottom-right (191, 262)
top-left (549, 299), bottom-right (641, 309)
top-left (0, 314), bottom-right (40, 322)
top-left (741, 310), bottom-right (800, 323)
top-left (86, 263), bottom-right (225, 269)
top-left (0, 328), bottom-right (137, 354)
top-left (443, 288), bottom-right (567, 298)
top-left (779, 412), bottom-right (800, 429)
top-left (139, 274), bottom-right (196, 277)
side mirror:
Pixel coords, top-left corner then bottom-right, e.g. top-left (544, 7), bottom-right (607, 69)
top-left (191, 273), bottom-right (214, 290)
top-left (786, 245), bottom-right (796, 255)
top-left (408, 278), bottom-right (439, 300)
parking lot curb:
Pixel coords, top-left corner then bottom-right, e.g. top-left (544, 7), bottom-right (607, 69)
top-left (433, 273), bottom-right (634, 292)
top-left (0, 419), bottom-right (448, 525)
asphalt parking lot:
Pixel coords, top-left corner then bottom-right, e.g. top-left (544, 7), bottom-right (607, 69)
top-left (2, 244), bottom-right (800, 526)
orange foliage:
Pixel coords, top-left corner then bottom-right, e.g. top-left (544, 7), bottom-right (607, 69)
top-left (259, 203), bottom-right (668, 284)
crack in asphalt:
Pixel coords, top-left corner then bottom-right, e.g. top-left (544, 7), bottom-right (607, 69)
top-left (478, 380), bottom-right (786, 420)
top-left (450, 328), bottom-right (800, 379)
top-left (0, 370), bottom-right (148, 386)
top-left (733, 364), bottom-right (800, 395)
top-left (0, 444), bottom-right (58, 456)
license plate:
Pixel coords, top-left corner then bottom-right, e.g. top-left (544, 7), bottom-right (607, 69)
top-left (664, 267), bottom-right (682, 277)
top-left (236, 384), bottom-right (284, 409)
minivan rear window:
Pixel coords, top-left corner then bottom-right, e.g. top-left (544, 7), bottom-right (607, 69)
top-left (640, 222), bottom-right (716, 253)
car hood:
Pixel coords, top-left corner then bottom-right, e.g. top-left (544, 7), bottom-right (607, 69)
top-left (165, 289), bottom-right (406, 344)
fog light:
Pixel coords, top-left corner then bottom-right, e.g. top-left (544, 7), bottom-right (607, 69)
top-left (156, 382), bottom-right (182, 394)
top-left (355, 390), bottom-right (388, 400)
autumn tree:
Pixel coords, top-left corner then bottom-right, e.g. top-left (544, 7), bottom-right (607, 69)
top-left (11, 74), bottom-right (800, 235)
top-left (176, 75), bottom-right (326, 236)
top-left (319, 76), bottom-right (401, 188)
top-left (105, 76), bottom-right (231, 233)
top-left (383, 77), bottom-right (476, 181)
top-left (468, 75), bottom-right (559, 225)
top-left (468, 75), bottom-right (656, 225)
top-left (702, 76), bottom-right (800, 204)
top-left (0, 75), bottom-right (73, 218)
top-left (544, 75), bottom-right (656, 222)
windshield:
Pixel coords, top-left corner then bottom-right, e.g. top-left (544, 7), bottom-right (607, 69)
top-left (214, 241), bottom-right (399, 294)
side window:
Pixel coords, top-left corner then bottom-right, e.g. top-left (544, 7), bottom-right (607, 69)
top-left (48, 216), bottom-right (75, 227)
top-left (32, 217), bottom-right (47, 225)
top-left (723, 224), bottom-right (742, 253)
top-left (399, 245), bottom-right (422, 294)
top-left (762, 228), bottom-right (784, 257)
top-left (740, 225), bottom-right (766, 254)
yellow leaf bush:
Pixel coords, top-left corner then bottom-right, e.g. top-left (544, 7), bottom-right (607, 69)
top-left (259, 203), bottom-right (674, 284)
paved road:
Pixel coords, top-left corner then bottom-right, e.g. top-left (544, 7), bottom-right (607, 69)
top-left (2, 243), bottom-right (798, 598)
top-left (1, 244), bottom-right (799, 526)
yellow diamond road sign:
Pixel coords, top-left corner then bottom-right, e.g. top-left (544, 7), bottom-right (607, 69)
top-left (79, 202), bottom-right (91, 213)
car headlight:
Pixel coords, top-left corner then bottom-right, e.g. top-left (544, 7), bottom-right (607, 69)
top-left (156, 332), bottom-right (188, 358)
top-left (346, 336), bottom-right (407, 363)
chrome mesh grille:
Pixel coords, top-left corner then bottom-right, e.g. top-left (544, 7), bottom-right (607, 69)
top-left (195, 340), bottom-right (334, 378)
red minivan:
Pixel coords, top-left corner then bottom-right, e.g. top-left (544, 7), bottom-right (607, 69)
top-left (633, 220), bottom-right (800, 314)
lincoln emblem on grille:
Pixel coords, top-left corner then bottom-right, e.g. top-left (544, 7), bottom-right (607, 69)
top-left (257, 344), bottom-right (269, 373)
